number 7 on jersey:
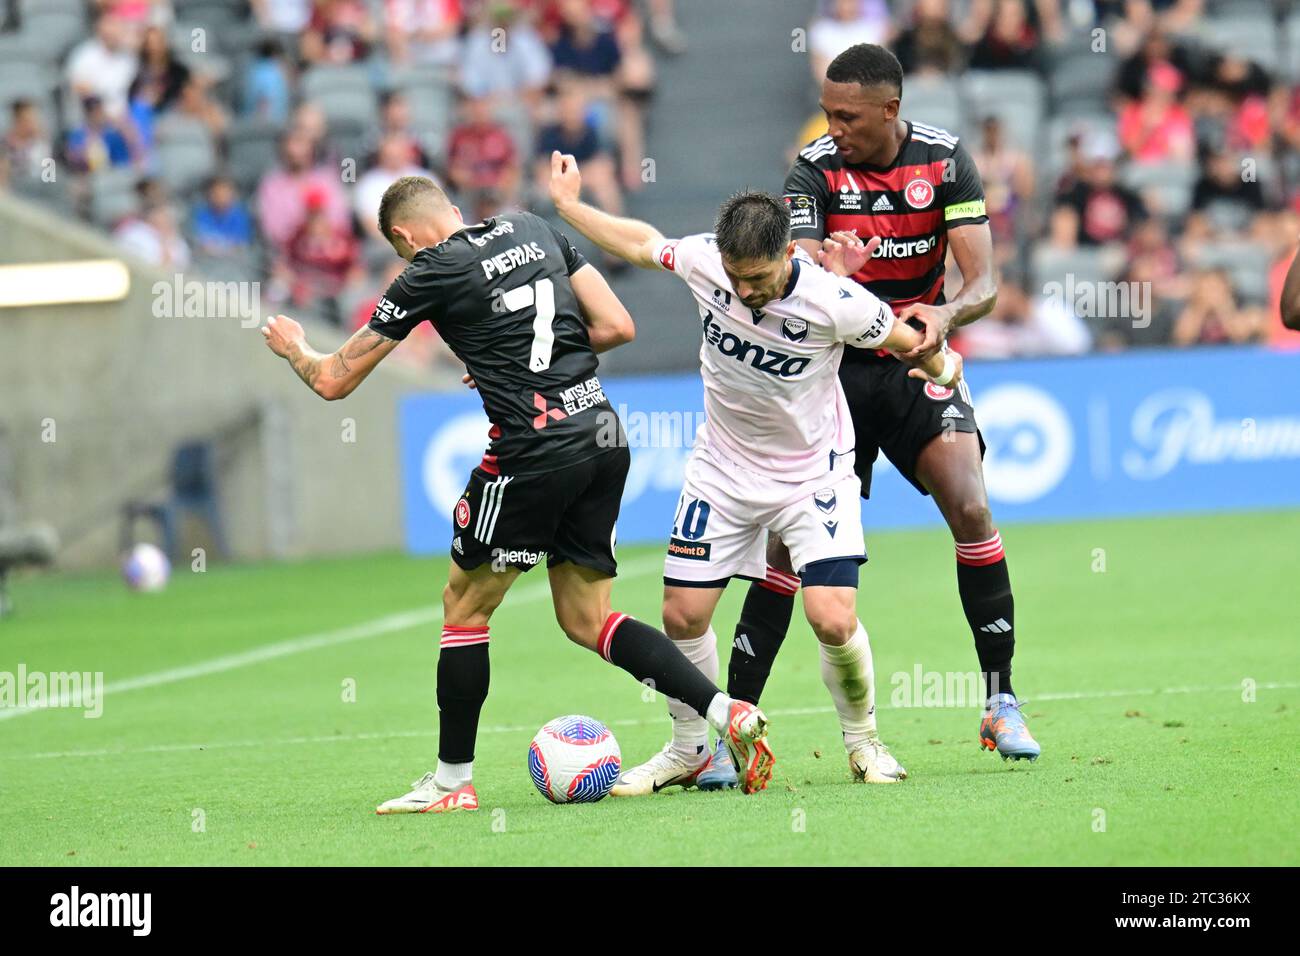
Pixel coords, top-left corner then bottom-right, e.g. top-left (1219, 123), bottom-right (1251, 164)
top-left (499, 278), bottom-right (557, 373)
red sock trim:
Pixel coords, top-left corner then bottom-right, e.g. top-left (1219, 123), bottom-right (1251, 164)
top-left (759, 566), bottom-right (800, 596)
top-left (955, 531), bottom-right (1005, 567)
top-left (441, 624), bottom-right (489, 648)
top-left (597, 611), bottom-right (630, 662)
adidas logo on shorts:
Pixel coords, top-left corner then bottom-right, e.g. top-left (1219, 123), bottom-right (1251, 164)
top-left (942, 404), bottom-right (964, 419)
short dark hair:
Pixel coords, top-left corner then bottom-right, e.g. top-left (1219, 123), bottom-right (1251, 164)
top-left (714, 190), bottom-right (790, 263)
top-left (826, 43), bottom-right (903, 98)
top-left (377, 175), bottom-right (449, 241)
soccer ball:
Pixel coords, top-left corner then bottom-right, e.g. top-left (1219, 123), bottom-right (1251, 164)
top-left (121, 543), bottom-right (171, 592)
top-left (528, 715), bottom-right (621, 804)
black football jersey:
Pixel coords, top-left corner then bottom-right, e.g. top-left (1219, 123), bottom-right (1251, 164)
top-left (783, 121), bottom-right (988, 365)
top-left (368, 212), bottom-right (614, 475)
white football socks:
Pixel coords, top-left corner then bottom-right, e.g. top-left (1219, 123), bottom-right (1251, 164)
top-left (434, 760), bottom-right (472, 791)
top-left (819, 621), bottom-right (878, 750)
top-left (667, 628), bottom-right (719, 763)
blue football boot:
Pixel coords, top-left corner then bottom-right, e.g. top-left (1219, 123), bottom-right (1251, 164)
top-left (696, 737), bottom-right (739, 790)
top-left (979, 693), bottom-right (1041, 761)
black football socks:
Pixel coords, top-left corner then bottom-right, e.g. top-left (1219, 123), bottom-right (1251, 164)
top-left (955, 532), bottom-right (1016, 701)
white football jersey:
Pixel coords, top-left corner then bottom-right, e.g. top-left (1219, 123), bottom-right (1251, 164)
top-left (653, 233), bottom-right (895, 482)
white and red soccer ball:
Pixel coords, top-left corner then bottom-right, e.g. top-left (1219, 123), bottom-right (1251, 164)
top-left (121, 543), bottom-right (171, 592)
top-left (528, 715), bottom-right (621, 804)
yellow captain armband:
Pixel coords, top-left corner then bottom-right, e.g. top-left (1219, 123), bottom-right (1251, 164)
top-left (944, 200), bottom-right (986, 222)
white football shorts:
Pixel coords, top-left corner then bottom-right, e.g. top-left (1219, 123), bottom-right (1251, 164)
top-left (663, 443), bottom-right (865, 586)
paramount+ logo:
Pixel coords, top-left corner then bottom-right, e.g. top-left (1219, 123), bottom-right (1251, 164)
top-left (700, 313), bottom-right (809, 378)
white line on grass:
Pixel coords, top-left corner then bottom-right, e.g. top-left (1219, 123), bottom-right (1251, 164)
top-left (7, 680), bottom-right (1297, 760)
top-left (0, 554), bottom-right (666, 722)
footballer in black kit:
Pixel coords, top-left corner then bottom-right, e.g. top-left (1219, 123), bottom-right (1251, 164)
top-left (720, 43), bottom-right (1042, 767)
top-left (367, 211), bottom-right (627, 575)
top-left (262, 171), bottom-right (777, 812)
top-left (783, 112), bottom-right (987, 497)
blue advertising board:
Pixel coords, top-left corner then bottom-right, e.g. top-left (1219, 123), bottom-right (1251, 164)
top-left (398, 346), bottom-right (1300, 553)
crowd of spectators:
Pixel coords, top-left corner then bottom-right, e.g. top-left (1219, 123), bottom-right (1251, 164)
top-left (800, 0), bottom-right (1300, 357)
top-left (0, 0), bottom-right (684, 370)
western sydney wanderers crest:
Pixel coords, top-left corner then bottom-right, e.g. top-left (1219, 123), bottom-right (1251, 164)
top-left (904, 177), bottom-right (935, 210)
top-left (814, 488), bottom-right (837, 513)
top-left (924, 382), bottom-right (954, 400)
top-left (455, 497), bottom-right (471, 529)
top-left (659, 241), bottom-right (678, 271)
top-left (782, 317), bottom-right (808, 342)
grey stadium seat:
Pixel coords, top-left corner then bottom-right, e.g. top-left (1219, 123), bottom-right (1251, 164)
top-left (901, 74), bottom-right (964, 140)
top-left (1049, 52), bottom-right (1117, 115)
top-left (961, 70), bottom-right (1044, 151)
top-left (1188, 241), bottom-right (1272, 303)
top-left (14, 8), bottom-right (86, 61)
top-left (227, 118), bottom-right (282, 191)
top-left (1198, 16), bottom-right (1278, 70)
top-left (89, 166), bottom-right (142, 227)
top-left (1031, 245), bottom-right (1124, 298)
top-left (301, 64), bottom-right (377, 101)
top-left (153, 116), bottom-right (217, 194)
top-left (1120, 162), bottom-right (1197, 221)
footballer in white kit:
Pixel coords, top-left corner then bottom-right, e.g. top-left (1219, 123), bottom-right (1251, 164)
top-left (549, 151), bottom-right (960, 795)
top-left (655, 232), bottom-right (892, 589)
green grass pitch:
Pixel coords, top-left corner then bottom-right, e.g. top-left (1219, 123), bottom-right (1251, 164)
top-left (1, 510), bottom-right (1296, 866)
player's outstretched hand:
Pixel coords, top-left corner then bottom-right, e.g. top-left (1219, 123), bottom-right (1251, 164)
top-left (549, 150), bottom-right (582, 210)
top-left (462, 372), bottom-right (477, 390)
top-left (906, 347), bottom-right (963, 388)
top-left (261, 314), bottom-right (305, 359)
top-left (896, 301), bottom-right (951, 363)
top-left (818, 231), bottom-right (878, 277)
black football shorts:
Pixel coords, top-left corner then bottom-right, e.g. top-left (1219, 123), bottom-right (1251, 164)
top-left (450, 444), bottom-right (629, 575)
top-left (840, 356), bottom-right (985, 498)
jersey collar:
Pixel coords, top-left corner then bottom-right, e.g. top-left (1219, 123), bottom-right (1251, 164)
top-left (779, 257), bottom-right (801, 301)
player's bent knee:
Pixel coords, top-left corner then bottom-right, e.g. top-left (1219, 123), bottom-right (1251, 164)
top-left (554, 607), bottom-right (602, 650)
top-left (661, 601), bottom-right (710, 642)
top-left (800, 559), bottom-right (861, 646)
top-left (801, 604), bottom-right (857, 644)
top-left (950, 499), bottom-right (994, 542)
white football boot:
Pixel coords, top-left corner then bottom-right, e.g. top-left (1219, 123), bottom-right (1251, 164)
top-left (609, 743), bottom-right (707, 797)
top-left (375, 771), bottom-right (480, 814)
top-left (848, 736), bottom-right (908, 784)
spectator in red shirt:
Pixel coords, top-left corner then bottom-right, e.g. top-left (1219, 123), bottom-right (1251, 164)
top-left (279, 184), bottom-right (365, 320)
top-left (446, 95), bottom-right (520, 220)
top-left (1118, 60), bottom-right (1194, 165)
top-left (302, 0), bottom-right (376, 65)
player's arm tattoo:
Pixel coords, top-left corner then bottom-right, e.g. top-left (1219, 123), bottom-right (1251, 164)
top-left (327, 328), bottom-right (388, 379)
top-left (283, 328), bottom-right (394, 400)
top-left (285, 342), bottom-right (324, 390)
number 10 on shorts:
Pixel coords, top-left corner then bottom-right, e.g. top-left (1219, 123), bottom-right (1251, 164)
top-left (672, 496), bottom-right (711, 541)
